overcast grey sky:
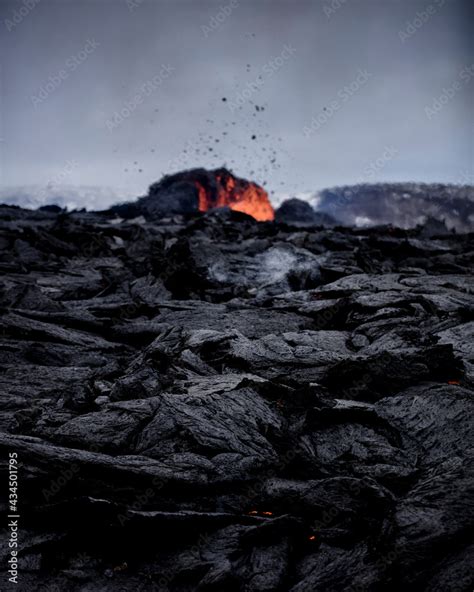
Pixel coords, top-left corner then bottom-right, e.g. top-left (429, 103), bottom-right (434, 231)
top-left (1, 0), bottom-right (472, 204)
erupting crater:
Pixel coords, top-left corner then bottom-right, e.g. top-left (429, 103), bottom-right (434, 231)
top-left (146, 167), bottom-right (274, 221)
top-left (195, 168), bottom-right (274, 221)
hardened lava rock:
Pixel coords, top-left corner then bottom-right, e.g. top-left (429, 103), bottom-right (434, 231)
top-left (0, 199), bottom-right (473, 591)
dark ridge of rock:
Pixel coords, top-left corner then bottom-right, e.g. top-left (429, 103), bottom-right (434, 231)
top-left (38, 204), bottom-right (64, 214)
top-left (107, 170), bottom-right (207, 220)
top-left (110, 183), bottom-right (198, 220)
top-left (140, 177), bottom-right (200, 219)
top-left (276, 198), bottom-right (315, 223)
top-left (275, 198), bottom-right (336, 226)
top-left (317, 182), bottom-right (474, 232)
top-left (0, 201), bottom-right (473, 591)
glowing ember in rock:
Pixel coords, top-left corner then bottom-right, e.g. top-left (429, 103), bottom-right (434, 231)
top-left (246, 509), bottom-right (274, 516)
top-left (195, 169), bottom-right (274, 221)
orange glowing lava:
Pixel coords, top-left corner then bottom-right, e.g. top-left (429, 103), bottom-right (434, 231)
top-left (195, 169), bottom-right (274, 221)
top-left (246, 509), bottom-right (273, 517)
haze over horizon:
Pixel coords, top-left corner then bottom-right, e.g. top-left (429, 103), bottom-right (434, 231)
top-left (1, 0), bottom-right (473, 208)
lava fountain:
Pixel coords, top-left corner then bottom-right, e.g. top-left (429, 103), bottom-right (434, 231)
top-left (194, 169), bottom-right (274, 221)
top-left (145, 167), bottom-right (275, 221)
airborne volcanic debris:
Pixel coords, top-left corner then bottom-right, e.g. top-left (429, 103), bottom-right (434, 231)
top-left (0, 180), bottom-right (473, 591)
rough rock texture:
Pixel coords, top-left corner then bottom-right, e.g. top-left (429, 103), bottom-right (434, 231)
top-left (0, 202), bottom-right (473, 591)
top-left (275, 198), bottom-right (336, 227)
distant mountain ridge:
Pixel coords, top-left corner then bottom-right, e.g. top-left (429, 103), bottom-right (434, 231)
top-left (1, 181), bottom-right (473, 232)
top-left (315, 182), bottom-right (474, 232)
top-left (0, 185), bottom-right (130, 212)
